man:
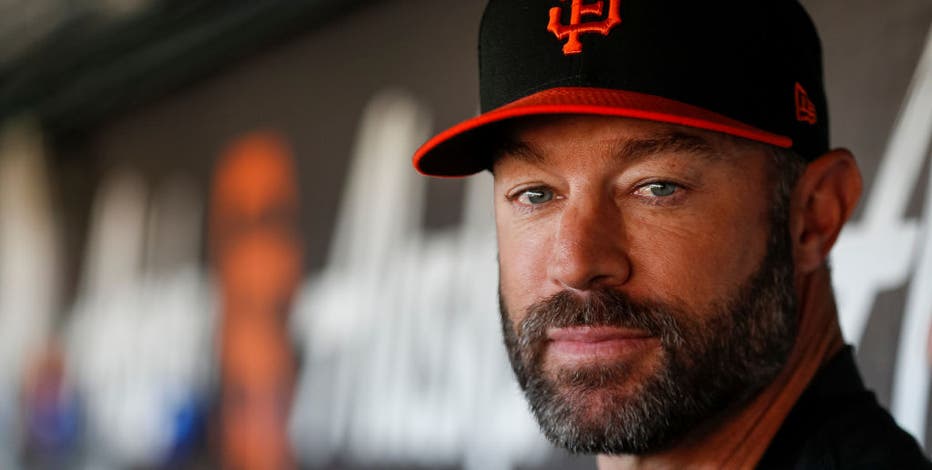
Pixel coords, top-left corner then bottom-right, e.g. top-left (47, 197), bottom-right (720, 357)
top-left (413, 1), bottom-right (931, 469)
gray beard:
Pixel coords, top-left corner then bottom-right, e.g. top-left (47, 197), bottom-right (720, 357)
top-left (498, 226), bottom-right (798, 455)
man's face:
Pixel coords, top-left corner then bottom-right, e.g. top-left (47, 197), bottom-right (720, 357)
top-left (493, 115), bottom-right (798, 454)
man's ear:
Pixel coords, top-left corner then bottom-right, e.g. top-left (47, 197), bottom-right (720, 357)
top-left (790, 148), bottom-right (863, 273)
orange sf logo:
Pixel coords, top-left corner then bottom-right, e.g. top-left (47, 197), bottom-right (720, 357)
top-left (547, 0), bottom-right (622, 55)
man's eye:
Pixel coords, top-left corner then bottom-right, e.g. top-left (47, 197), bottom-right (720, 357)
top-left (517, 188), bottom-right (554, 205)
top-left (637, 182), bottom-right (679, 198)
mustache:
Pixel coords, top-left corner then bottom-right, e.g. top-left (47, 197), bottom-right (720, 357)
top-left (516, 289), bottom-right (686, 351)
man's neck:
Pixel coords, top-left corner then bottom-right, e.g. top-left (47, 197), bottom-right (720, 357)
top-left (596, 266), bottom-right (845, 470)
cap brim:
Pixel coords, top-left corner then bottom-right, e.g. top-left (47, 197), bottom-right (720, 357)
top-left (413, 87), bottom-right (793, 177)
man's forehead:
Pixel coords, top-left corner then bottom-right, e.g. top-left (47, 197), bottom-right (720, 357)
top-left (493, 115), bottom-right (758, 168)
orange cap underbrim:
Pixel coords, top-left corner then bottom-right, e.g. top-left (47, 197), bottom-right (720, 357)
top-left (413, 87), bottom-right (793, 177)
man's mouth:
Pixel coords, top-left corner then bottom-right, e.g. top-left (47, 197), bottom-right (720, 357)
top-left (545, 326), bottom-right (656, 362)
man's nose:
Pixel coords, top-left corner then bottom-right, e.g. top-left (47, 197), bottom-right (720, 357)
top-left (547, 197), bottom-right (631, 291)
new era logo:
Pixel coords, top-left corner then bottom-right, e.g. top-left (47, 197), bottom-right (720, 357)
top-left (795, 82), bottom-right (817, 125)
top-left (547, 0), bottom-right (622, 55)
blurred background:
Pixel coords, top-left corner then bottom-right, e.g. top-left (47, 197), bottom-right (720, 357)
top-left (0, 0), bottom-right (930, 469)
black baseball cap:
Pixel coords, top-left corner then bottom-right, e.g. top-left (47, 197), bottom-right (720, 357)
top-left (413, 0), bottom-right (828, 177)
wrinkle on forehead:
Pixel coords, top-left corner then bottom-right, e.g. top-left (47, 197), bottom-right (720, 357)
top-left (615, 131), bottom-right (724, 164)
top-left (491, 117), bottom-right (739, 171)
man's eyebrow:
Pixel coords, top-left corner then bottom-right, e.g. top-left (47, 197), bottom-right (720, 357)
top-left (494, 139), bottom-right (543, 164)
top-left (616, 131), bottom-right (721, 163)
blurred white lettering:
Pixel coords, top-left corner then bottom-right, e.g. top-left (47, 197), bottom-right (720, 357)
top-left (832, 26), bottom-right (932, 444)
top-left (289, 91), bottom-right (550, 470)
